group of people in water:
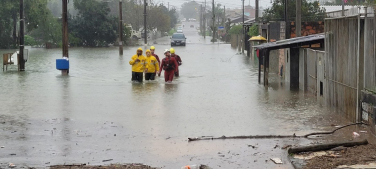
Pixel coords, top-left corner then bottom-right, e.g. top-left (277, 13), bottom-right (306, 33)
top-left (129, 46), bottom-right (182, 83)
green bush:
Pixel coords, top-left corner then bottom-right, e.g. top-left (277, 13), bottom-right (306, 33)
top-left (248, 24), bottom-right (259, 37)
top-left (228, 25), bottom-right (243, 35)
top-left (24, 35), bottom-right (36, 46)
top-left (69, 33), bottom-right (81, 47)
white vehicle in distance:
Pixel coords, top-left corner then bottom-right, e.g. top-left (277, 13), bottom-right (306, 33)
top-left (177, 29), bottom-right (183, 33)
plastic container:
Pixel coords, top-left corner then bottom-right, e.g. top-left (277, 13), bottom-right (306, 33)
top-left (181, 165), bottom-right (199, 169)
top-left (56, 58), bottom-right (69, 70)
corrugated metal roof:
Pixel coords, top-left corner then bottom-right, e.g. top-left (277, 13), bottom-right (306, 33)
top-left (253, 33), bottom-right (325, 50)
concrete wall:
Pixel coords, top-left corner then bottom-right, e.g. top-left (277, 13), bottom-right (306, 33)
top-left (299, 48), bottom-right (306, 91)
top-left (269, 50), bottom-right (279, 74)
top-left (231, 34), bottom-right (239, 48)
top-left (268, 22), bottom-right (282, 74)
top-left (361, 90), bottom-right (376, 134)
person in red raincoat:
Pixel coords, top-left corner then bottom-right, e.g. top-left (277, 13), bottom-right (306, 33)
top-left (170, 48), bottom-right (182, 77)
top-left (158, 49), bottom-right (179, 83)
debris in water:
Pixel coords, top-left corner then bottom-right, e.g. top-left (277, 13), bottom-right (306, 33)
top-left (270, 158), bottom-right (283, 164)
top-left (282, 145), bottom-right (292, 149)
top-left (181, 165), bottom-right (199, 169)
top-left (1, 146), bottom-right (4, 148)
top-left (248, 145), bottom-right (257, 149)
top-left (353, 132), bottom-right (360, 137)
top-left (274, 145), bottom-right (279, 149)
top-left (359, 131), bottom-right (367, 133)
top-left (102, 159), bottom-right (113, 162)
top-left (9, 163), bottom-right (16, 168)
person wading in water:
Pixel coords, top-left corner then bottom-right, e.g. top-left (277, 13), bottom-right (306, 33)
top-left (158, 49), bottom-right (179, 83)
top-left (129, 48), bottom-right (146, 82)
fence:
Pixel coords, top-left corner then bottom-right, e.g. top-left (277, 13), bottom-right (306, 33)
top-left (326, 6), bottom-right (375, 18)
top-left (364, 14), bottom-right (376, 91)
top-left (325, 16), bottom-right (360, 121)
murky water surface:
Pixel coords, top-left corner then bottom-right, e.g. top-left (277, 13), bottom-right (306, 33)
top-left (0, 26), bottom-right (347, 168)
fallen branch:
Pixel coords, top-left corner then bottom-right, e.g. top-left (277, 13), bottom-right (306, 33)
top-left (188, 122), bottom-right (365, 142)
top-left (288, 139), bottom-right (368, 154)
top-left (188, 134), bottom-right (300, 142)
top-left (303, 122), bottom-right (364, 138)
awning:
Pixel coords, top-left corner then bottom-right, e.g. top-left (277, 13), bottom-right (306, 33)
top-left (253, 33), bottom-right (325, 50)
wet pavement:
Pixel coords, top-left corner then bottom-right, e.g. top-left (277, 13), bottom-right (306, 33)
top-left (0, 22), bottom-right (353, 168)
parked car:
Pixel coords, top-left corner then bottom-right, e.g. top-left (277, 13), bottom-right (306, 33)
top-left (171, 33), bottom-right (186, 46)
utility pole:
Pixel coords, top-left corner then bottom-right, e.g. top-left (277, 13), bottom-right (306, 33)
top-left (224, 6), bottom-right (226, 24)
top-left (200, 4), bottom-right (203, 35)
top-left (144, 0), bottom-right (147, 45)
top-left (204, 0), bottom-right (206, 39)
top-left (19, 0), bottom-right (25, 71)
top-left (119, 0), bottom-right (123, 55)
top-left (212, 0), bottom-right (215, 42)
top-left (168, 2), bottom-right (169, 10)
top-left (284, 0), bottom-right (288, 22)
top-left (62, 0), bottom-right (69, 74)
top-left (296, 0), bottom-right (301, 37)
top-left (284, 0), bottom-right (289, 39)
top-left (255, 0), bottom-right (259, 22)
top-left (242, 0), bottom-right (245, 53)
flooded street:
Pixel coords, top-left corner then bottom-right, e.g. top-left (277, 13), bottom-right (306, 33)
top-left (0, 24), bottom-right (347, 168)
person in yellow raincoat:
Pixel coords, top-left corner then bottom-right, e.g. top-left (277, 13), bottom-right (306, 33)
top-left (144, 49), bottom-right (160, 81)
top-left (129, 48), bottom-right (146, 82)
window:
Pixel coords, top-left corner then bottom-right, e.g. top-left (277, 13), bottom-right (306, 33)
top-left (172, 34), bottom-right (185, 39)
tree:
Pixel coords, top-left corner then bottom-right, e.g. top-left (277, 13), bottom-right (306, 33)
top-left (181, 1), bottom-right (200, 19)
top-left (0, 0), bottom-right (50, 48)
top-left (147, 6), bottom-right (171, 32)
top-left (0, 1), bottom-right (15, 48)
top-left (228, 25), bottom-right (243, 35)
top-left (262, 0), bottom-right (326, 22)
top-left (29, 14), bottom-right (62, 47)
top-left (248, 24), bottom-right (259, 37)
top-left (70, 0), bottom-right (118, 47)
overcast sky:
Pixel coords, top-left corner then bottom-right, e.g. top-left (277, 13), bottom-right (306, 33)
top-left (163, 0), bottom-right (273, 10)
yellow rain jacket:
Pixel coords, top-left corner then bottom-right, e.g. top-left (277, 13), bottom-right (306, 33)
top-left (145, 55), bottom-right (160, 73)
top-left (129, 54), bottom-right (146, 72)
